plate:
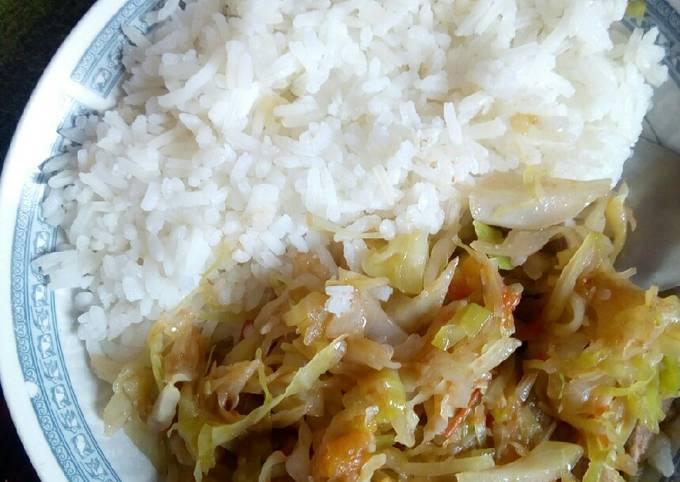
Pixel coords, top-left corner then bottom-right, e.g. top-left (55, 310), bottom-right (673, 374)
top-left (1, 1), bottom-right (679, 481)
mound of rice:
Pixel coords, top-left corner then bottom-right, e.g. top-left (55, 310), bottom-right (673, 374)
top-left (36, 0), bottom-right (667, 357)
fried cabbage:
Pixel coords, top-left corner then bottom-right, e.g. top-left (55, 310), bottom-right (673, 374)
top-left (96, 179), bottom-right (680, 481)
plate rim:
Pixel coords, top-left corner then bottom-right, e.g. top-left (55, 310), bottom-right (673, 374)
top-left (0, 1), bottom-right (129, 480)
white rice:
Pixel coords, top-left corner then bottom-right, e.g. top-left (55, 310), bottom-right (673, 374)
top-left (36, 0), bottom-right (667, 357)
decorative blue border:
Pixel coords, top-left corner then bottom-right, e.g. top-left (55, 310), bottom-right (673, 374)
top-left (625, 0), bottom-right (680, 84)
top-left (8, 1), bottom-right (680, 481)
top-left (71, 0), bottom-right (161, 96)
top-left (12, 171), bottom-right (119, 482)
top-left (11, 0), bottom-right (166, 479)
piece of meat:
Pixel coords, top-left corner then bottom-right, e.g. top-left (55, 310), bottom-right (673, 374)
top-left (662, 398), bottom-right (673, 415)
top-left (625, 400), bottom-right (679, 475)
top-left (626, 423), bottom-right (654, 465)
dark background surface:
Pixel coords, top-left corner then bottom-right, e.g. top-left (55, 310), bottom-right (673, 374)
top-left (0, 2), bottom-right (95, 480)
top-left (0, 0), bottom-right (95, 159)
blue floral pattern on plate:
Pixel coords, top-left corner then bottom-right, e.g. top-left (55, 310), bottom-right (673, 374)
top-left (13, 114), bottom-right (121, 481)
top-left (71, 0), bottom-right (160, 96)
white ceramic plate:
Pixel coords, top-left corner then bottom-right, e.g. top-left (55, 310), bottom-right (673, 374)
top-left (1, 1), bottom-right (679, 481)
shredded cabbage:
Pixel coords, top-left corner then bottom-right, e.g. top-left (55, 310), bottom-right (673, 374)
top-left (383, 448), bottom-right (496, 476)
top-left (358, 453), bottom-right (387, 482)
top-left (626, 0), bottom-right (646, 18)
top-left (124, 417), bottom-right (168, 470)
top-left (471, 227), bottom-right (562, 266)
top-left (473, 220), bottom-right (504, 244)
top-left (470, 173), bottom-right (610, 229)
top-left (605, 184), bottom-right (630, 258)
top-left (543, 233), bottom-right (604, 322)
top-left (95, 180), bottom-right (680, 482)
top-left (660, 355), bottom-right (680, 397)
top-left (194, 337), bottom-right (346, 477)
top-left (285, 421), bottom-right (312, 482)
top-left (362, 232), bottom-right (429, 295)
top-left (385, 258), bottom-right (458, 332)
top-left (344, 369), bottom-right (418, 446)
top-left (432, 303), bottom-right (492, 351)
top-left (257, 451), bottom-right (286, 482)
top-left (456, 441), bottom-right (583, 482)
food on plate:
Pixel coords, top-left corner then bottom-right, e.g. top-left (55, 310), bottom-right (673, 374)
top-left (34, 0), bottom-right (678, 480)
top-left (96, 191), bottom-right (680, 481)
